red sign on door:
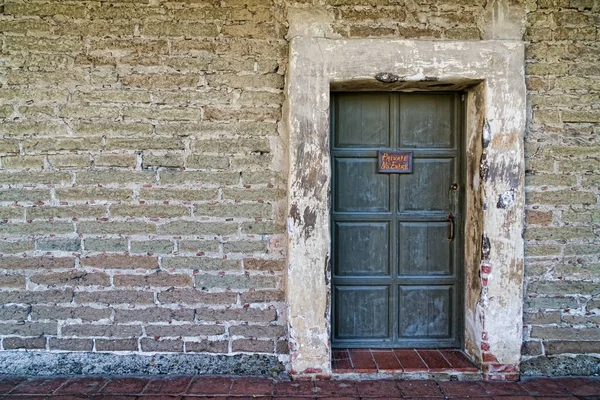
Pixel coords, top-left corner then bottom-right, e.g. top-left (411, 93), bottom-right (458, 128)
top-left (378, 151), bottom-right (413, 173)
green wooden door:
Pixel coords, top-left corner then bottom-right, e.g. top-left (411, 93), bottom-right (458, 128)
top-left (331, 92), bottom-right (464, 348)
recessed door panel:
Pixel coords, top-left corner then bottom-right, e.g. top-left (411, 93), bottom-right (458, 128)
top-left (335, 222), bottom-right (390, 276)
top-left (398, 221), bottom-right (452, 276)
top-left (335, 93), bottom-right (390, 148)
top-left (399, 94), bottom-right (454, 148)
top-left (398, 285), bottom-right (453, 338)
top-left (334, 158), bottom-right (390, 212)
top-left (335, 286), bottom-right (390, 340)
top-left (398, 158), bottom-right (453, 212)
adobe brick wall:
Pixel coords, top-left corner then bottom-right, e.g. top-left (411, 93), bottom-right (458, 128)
top-left (521, 0), bottom-right (600, 376)
top-left (0, 0), bottom-right (598, 377)
top-left (0, 0), bottom-right (288, 362)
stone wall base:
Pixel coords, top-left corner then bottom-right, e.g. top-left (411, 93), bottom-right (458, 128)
top-left (521, 355), bottom-right (600, 377)
top-left (0, 351), bottom-right (285, 377)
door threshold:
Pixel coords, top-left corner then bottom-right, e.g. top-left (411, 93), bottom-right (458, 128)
top-left (332, 348), bottom-right (482, 381)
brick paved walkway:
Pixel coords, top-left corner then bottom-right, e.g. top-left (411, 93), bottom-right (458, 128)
top-left (0, 376), bottom-right (600, 399)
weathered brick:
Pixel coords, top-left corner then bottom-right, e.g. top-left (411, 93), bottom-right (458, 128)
top-left (0, 289), bottom-right (73, 305)
top-left (204, 107), bottom-right (281, 122)
top-left (141, 338), bottom-right (184, 352)
top-left (0, 257), bottom-right (74, 270)
top-left (163, 257), bottom-right (239, 271)
top-left (30, 271), bottom-right (110, 287)
top-left (223, 241), bottom-right (268, 253)
top-left (196, 307), bottom-right (277, 323)
top-left (5, 36), bottom-right (84, 53)
top-left (194, 203), bottom-right (271, 218)
top-left (28, 206), bottom-right (107, 220)
top-left (78, 221), bottom-right (156, 235)
top-left (196, 274), bottom-right (278, 290)
top-left (0, 189), bottom-right (50, 203)
top-left (31, 306), bottom-right (111, 322)
top-left (130, 240), bottom-right (175, 254)
top-left (232, 339), bottom-right (273, 353)
top-left (5, 2), bottom-right (93, 18)
top-left (94, 154), bottom-right (138, 168)
top-left (48, 155), bottom-right (93, 169)
top-left (76, 170), bottom-right (156, 185)
top-left (157, 221), bottom-right (238, 236)
top-left (0, 322), bottom-right (56, 336)
top-left (525, 227), bottom-right (595, 241)
top-left (62, 324), bottom-right (141, 338)
top-left (0, 207), bottom-right (25, 220)
top-left (145, 325), bottom-right (225, 337)
top-left (157, 290), bottom-right (236, 305)
top-left (114, 272), bottom-right (191, 287)
top-left (159, 171), bottom-right (240, 185)
top-left (115, 308), bottom-right (194, 323)
top-left (240, 290), bottom-right (285, 304)
top-left (0, 172), bottom-right (72, 187)
top-left (49, 338), bottom-right (93, 351)
top-left (241, 221), bottom-right (284, 235)
top-left (526, 190), bottom-right (597, 205)
top-left (1, 156), bottom-right (44, 170)
top-left (186, 155), bottom-right (230, 169)
top-left (0, 305), bottom-right (30, 321)
top-left (74, 122), bottom-right (153, 137)
top-left (24, 138), bottom-right (103, 153)
top-left (531, 326), bottom-right (600, 341)
top-left (178, 240), bottom-right (221, 253)
top-left (0, 140), bottom-right (20, 154)
top-left (106, 138), bottom-right (185, 151)
top-left (521, 341), bottom-right (543, 356)
top-left (206, 74), bottom-right (284, 90)
top-left (75, 290), bottom-right (154, 305)
top-left (143, 153), bottom-right (185, 168)
top-left (110, 205), bottom-right (189, 218)
top-left (56, 187), bottom-right (132, 202)
top-left (229, 325), bottom-right (286, 338)
top-left (525, 211), bottom-right (553, 225)
top-left (95, 339), bottom-right (139, 351)
top-left (0, 273), bottom-right (26, 289)
top-left (525, 296), bottom-right (582, 310)
top-left (525, 244), bottom-right (561, 257)
top-left (80, 255), bottom-right (158, 270)
top-left (35, 238), bottom-right (81, 252)
top-left (185, 340), bottom-right (228, 353)
top-left (243, 259), bottom-right (285, 271)
top-left (140, 188), bottom-right (218, 202)
top-left (4, 337), bottom-right (46, 350)
top-left (193, 138), bottom-right (270, 154)
top-left (123, 106), bottom-right (202, 121)
top-left (83, 238), bottom-right (128, 253)
top-left (222, 188), bottom-right (284, 202)
top-left (122, 74), bottom-right (200, 90)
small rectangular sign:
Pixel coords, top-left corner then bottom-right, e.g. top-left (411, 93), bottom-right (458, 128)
top-left (378, 151), bottom-right (413, 173)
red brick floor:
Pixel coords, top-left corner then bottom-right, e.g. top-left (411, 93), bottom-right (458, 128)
top-left (0, 376), bottom-right (598, 398)
top-left (332, 349), bottom-right (478, 373)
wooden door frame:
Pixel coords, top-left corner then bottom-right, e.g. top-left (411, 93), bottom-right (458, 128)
top-left (285, 38), bottom-right (526, 379)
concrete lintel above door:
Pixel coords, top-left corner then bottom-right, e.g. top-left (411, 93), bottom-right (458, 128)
top-left (285, 38), bottom-right (526, 380)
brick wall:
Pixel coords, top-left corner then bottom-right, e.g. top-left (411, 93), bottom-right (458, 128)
top-left (0, 0), bottom-right (288, 356)
top-left (522, 0), bottom-right (600, 375)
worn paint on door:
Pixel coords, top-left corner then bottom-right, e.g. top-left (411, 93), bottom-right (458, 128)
top-left (331, 92), bottom-right (464, 348)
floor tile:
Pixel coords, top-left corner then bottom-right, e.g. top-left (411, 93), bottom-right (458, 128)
top-left (143, 376), bottom-right (192, 395)
top-left (230, 378), bottom-right (274, 396)
top-left (417, 350), bottom-right (452, 371)
top-left (483, 382), bottom-right (529, 396)
top-left (348, 350), bottom-right (376, 373)
top-left (274, 380), bottom-right (314, 396)
top-left (397, 380), bottom-right (443, 397)
top-left (556, 377), bottom-right (600, 396)
top-left (0, 378), bottom-right (26, 394)
top-left (55, 377), bottom-right (107, 394)
top-left (438, 381), bottom-right (485, 397)
top-left (332, 349), bottom-right (350, 360)
top-left (439, 350), bottom-right (478, 372)
top-left (100, 377), bottom-right (149, 394)
top-left (371, 350), bottom-right (402, 372)
top-left (355, 380), bottom-right (401, 397)
top-left (520, 378), bottom-right (571, 396)
top-left (393, 350), bottom-right (427, 371)
top-left (186, 376), bottom-right (233, 395)
top-left (10, 378), bottom-right (66, 394)
top-left (314, 380), bottom-right (357, 397)
top-left (332, 358), bottom-right (353, 372)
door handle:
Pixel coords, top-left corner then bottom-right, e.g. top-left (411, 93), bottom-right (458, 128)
top-left (447, 213), bottom-right (455, 242)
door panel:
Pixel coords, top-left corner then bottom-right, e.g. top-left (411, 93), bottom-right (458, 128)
top-left (398, 221), bottom-right (452, 276)
top-left (331, 92), bottom-right (463, 348)
top-left (398, 158), bottom-right (453, 212)
top-left (335, 286), bottom-right (390, 339)
top-left (399, 94), bottom-right (454, 148)
top-left (398, 285), bottom-right (453, 338)
top-left (334, 158), bottom-right (390, 212)
top-left (335, 222), bottom-right (390, 276)
top-left (335, 93), bottom-right (390, 148)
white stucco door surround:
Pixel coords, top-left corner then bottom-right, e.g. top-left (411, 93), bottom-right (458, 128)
top-left (284, 37), bottom-right (526, 381)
